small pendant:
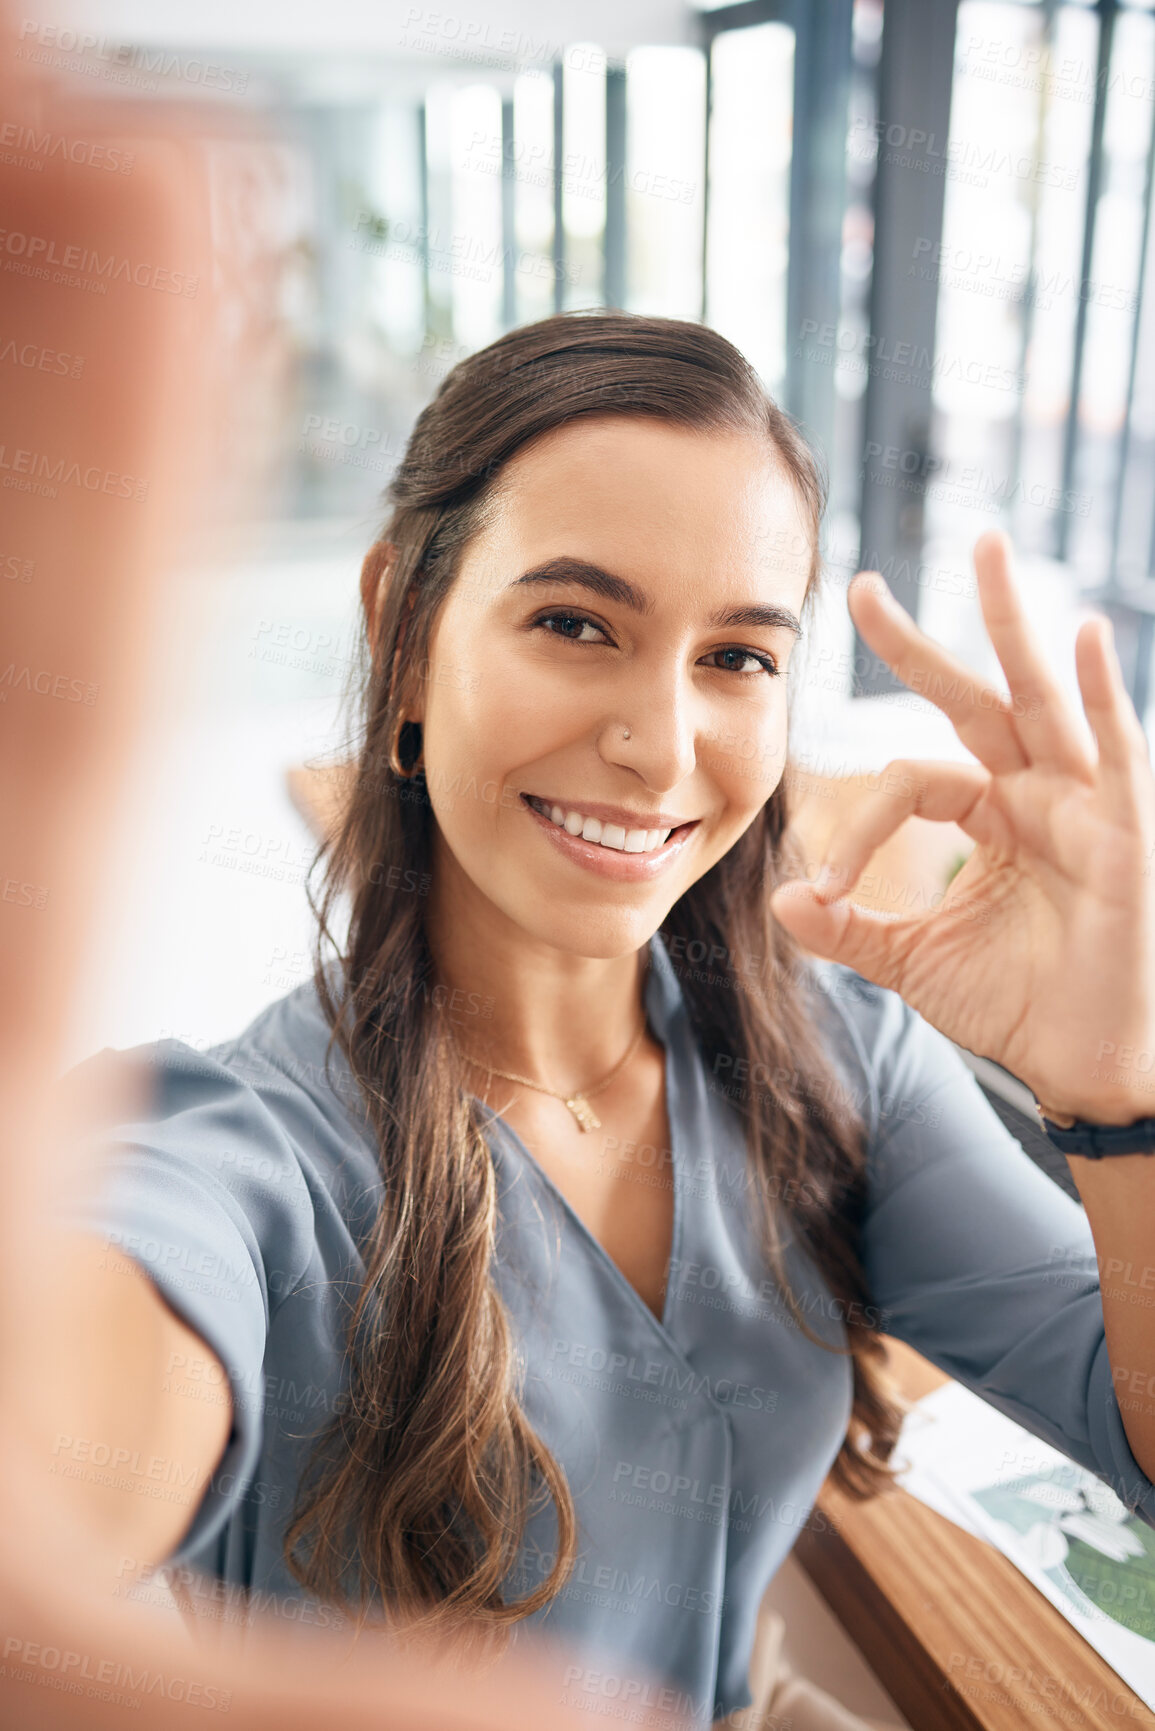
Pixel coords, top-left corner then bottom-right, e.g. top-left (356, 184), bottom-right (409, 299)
top-left (564, 1094), bottom-right (602, 1133)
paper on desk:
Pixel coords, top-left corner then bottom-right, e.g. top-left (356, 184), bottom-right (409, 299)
top-left (892, 1382), bottom-right (1155, 1712)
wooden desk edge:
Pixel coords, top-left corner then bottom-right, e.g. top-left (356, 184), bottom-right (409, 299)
top-left (794, 1341), bottom-right (1153, 1730)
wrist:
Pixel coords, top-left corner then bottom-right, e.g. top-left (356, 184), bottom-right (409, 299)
top-left (1033, 1092), bottom-right (1155, 1130)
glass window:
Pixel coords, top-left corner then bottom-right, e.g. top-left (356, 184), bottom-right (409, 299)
top-left (562, 44), bottom-right (608, 310)
top-left (450, 83), bottom-right (505, 351)
top-left (625, 46), bottom-right (706, 319)
top-left (1067, 6), bottom-right (1155, 574)
top-left (365, 102), bottom-right (425, 357)
top-left (705, 21), bottom-right (795, 392)
top-left (513, 69), bottom-right (558, 325)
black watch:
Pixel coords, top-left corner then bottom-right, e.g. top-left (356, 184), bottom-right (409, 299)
top-left (1037, 1110), bottom-right (1155, 1158)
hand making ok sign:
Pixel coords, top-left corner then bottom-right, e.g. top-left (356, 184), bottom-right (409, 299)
top-left (771, 530), bottom-right (1155, 1128)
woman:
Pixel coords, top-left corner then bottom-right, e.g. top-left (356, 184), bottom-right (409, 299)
top-left (59, 310), bottom-right (1155, 1731)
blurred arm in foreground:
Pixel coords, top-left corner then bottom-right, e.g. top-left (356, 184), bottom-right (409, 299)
top-left (0, 13), bottom-right (686, 1727)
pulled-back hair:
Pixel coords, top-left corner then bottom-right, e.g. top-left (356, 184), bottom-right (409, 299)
top-left (283, 310), bottom-right (902, 1653)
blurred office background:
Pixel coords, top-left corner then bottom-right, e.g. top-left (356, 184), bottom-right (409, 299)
top-left (42, 0), bottom-right (1155, 1064)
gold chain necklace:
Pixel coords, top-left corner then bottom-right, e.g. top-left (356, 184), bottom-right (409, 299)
top-left (455, 1014), bottom-right (647, 1133)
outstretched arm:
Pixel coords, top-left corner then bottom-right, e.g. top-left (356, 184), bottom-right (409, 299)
top-left (0, 16), bottom-right (676, 1729)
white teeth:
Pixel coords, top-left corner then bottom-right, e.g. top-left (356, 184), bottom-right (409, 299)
top-left (529, 796), bottom-right (679, 855)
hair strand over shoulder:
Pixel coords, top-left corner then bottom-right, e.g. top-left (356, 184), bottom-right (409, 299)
top-left (282, 310), bottom-right (903, 1655)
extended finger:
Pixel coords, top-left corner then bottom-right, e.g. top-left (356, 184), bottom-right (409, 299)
top-left (1075, 613), bottom-right (1154, 820)
top-left (769, 878), bottom-right (919, 996)
top-left (805, 759), bottom-right (989, 902)
top-left (971, 530), bottom-right (1097, 776)
top-left (848, 573), bottom-right (1030, 776)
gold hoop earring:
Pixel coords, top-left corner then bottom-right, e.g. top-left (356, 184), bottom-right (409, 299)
top-left (387, 715), bottom-right (425, 779)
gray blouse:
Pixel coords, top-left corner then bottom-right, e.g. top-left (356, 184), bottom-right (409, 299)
top-left (61, 933), bottom-right (1155, 1724)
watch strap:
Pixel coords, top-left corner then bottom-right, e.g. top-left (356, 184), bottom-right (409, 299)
top-left (1037, 1112), bottom-right (1155, 1158)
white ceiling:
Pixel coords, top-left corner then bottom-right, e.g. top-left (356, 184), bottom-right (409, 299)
top-left (37, 0), bottom-right (697, 60)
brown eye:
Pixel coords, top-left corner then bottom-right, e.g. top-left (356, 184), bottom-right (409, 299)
top-left (704, 647), bottom-right (780, 677)
top-left (536, 610), bottom-right (611, 645)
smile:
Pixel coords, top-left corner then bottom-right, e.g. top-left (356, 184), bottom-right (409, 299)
top-left (520, 792), bottom-right (700, 882)
top-left (524, 793), bottom-right (674, 853)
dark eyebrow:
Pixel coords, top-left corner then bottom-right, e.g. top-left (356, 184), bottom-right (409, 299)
top-left (714, 602), bottom-right (805, 638)
top-left (509, 557), bottom-right (804, 638)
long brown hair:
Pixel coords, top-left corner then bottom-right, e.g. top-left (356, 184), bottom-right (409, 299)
top-left (283, 310), bottom-right (903, 1649)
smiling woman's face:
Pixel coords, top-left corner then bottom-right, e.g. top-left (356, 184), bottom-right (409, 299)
top-left (410, 415), bottom-right (814, 960)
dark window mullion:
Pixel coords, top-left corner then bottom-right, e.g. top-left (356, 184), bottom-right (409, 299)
top-left (604, 61), bottom-right (627, 310)
top-left (1108, 19), bottom-right (1155, 589)
top-left (700, 33), bottom-right (713, 325)
top-left (1055, 0), bottom-right (1118, 562)
top-left (417, 101), bottom-right (431, 338)
top-left (783, 0), bottom-right (855, 465)
top-left (1007, 0), bottom-right (1060, 530)
top-left (501, 97), bottom-right (517, 330)
top-left (553, 61), bottom-right (565, 314)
